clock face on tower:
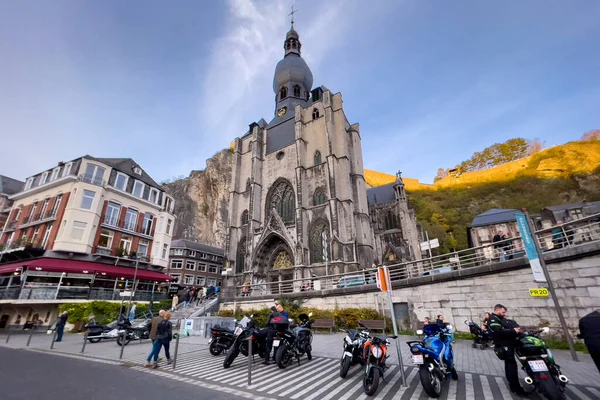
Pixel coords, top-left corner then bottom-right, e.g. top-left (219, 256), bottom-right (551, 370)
top-left (277, 107), bottom-right (287, 117)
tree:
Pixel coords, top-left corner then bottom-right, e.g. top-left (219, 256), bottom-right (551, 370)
top-left (459, 138), bottom-right (529, 172)
top-left (434, 168), bottom-right (448, 182)
top-left (582, 130), bottom-right (600, 141)
top-left (527, 139), bottom-right (544, 154)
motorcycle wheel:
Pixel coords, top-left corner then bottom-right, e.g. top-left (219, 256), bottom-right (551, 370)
top-left (419, 364), bottom-right (442, 398)
top-left (223, 349), bottom-right (238, 369)
top-left (362, 366), bottom-right (381, 396)
top-left (537, 375), bottom-right (566, 400)
top-left (209, 341), bottom-right (223, 356)
top-left (340, 356), bottom-right (352, 378)
top-left (88, 337), bottom-right (102, 343)
top-left (116, 335), bottom-right (131, 346)
top-left (275, 344), bottom-right (293, 369)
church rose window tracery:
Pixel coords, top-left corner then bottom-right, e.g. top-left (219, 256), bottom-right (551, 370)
top-left (268, 180), bottom-right (295, 222)
top-left (236, 237), bottom-right (247, 273)
top-left (309, 219), bottom-right (330, 264)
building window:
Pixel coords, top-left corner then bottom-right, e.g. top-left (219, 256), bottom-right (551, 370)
top-left (98, 229), bottom-right (113, 249)
top-left (293, 85), bottom-right (301, 97)
top-left (208, 265), bottom-right (217, 274)
top-left (164, 197), bottom-right (173, 213)
top-left (196, 276), bottom-right (206, 286)
top-left (133, 167), bottom-right (142, 175)
top-left (41, 223), bottom-right (53, 248)
top-left (241, 210), bottom-right (249, 225)
top-left (50, 194), bottom-right (62, 218)
top-left (120, 235), bottom-right (133, 253)
top-left (200, 253), bottom-right (207, 259)
top-left (70, 221), bottom-right (87, 242)
top-left (80, 189), bottom-right (96, 210)
top-left (207, 278), bottom-right (217, 286)
top-left (25, 177), bottom-right (34, 190)
top-left (174, 248), bottom-right (184, 256)
top-left (104, 202), bottom-right (120, 226)
top-left (115, 172), bottom-right (128, 191)
top-left (50, 167), bottom-right (61, 181)
top-left (138, 239), bottom-right (149, 258)
top-left (133, 181), bottom-right (144, 198)
top-left (170, 260), bottom-right (183, 269)
top-left (149, 189), bottom-right (159, 204)
top-left (186, 261), bottom-right (196, 271)
top-left (83, 164), bottom-right (106, 186)
top-left (312, 108), bottom-right (320, 120)
top-left (166, 219), bottom-right (172, 235)
top-left (63, 162), bottom-right (73, 177)
top-left (157, 216), bottom-right (164, 233)
top-left (39, 199), bottom-right (50, 219)
top-left (569, 208), bottom-right (583, 220)
top-left (309, 219), bottom-right (330, 264)
top-left (314, 151), bottom-right (322, 165)
top-left (40, 172), bottom-right (49, 185)
top-left (189, 250), bottom-right (196, 258)
top-left (124, 209), bottom-right (138, 231)
top-left (162, 244), bottom-right (168, 259)
top-left (31, 226), bottom-right (40, 245)
top-left (184, 275), bottom-right (194, 285)
top-left (28, 202), bottom-right (38, 221)
top-left (142, 213), bottom-right (153, 236)
top-left (267, 179), bottom-right (295, 222)
top-left (314, 188), bottom-right (327, 206)
top-left (280, 86), bottom-right (288, 100)
top-left (170, 274), bottom-right (181, 284)
top-left (198, 263), bottom-right (207, 272)
top-left (384, 211), bottom-right (399, 230)
top-left (236, 237), bottom-right (246, 274)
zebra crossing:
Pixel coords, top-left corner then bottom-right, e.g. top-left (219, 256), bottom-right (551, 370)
top-left (139, 351), bottom-right (600, 400)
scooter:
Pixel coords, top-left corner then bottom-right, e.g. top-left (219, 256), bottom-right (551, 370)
top-left (274, 313), bottom-right (314, 369)
top-left (339, 320), bottom-right (371, 378)
top-left (361, 324), bottom-right (398, 396)
top-left (85, 319), bottom-right (120, 343)
top-left (209, 317), bottom-right (249, 356)
top-left (407, 323), bottom-right (458, 398)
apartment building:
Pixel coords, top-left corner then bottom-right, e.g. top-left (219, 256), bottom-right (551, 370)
top-left (168, 239), bottom-right (225, 288)
top-left (0, 175), bottom-right (24, 232)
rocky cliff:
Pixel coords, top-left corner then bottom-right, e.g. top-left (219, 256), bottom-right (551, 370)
top-left (162, 149), bottom-right (233, 248)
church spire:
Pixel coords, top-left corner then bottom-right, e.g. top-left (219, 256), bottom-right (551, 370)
top-left (284, 5), bottom-right (301, 56)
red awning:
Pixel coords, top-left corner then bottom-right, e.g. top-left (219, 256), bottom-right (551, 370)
top-left (0, 258), bottom-right (172, 282)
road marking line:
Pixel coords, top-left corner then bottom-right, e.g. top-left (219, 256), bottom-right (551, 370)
top-left (290, 365), bottom-right (351, 400)
top-left (272, 361), bottom-right (338, 396)
top-left (218, 363), bottom-right (273, 384)
top-left (390, 368), bottom-right (418, 400)
top-left (297, 365), bottom-right (362, 400)
top-left (239, 358), bottom-right (328, 390)
top-left (409, 384), bottom-right (422, 399)
top-left (568, 386), bottom-right (592, 400)
top-left (587, 387), bottom-right (600, 397)
top-left (479, 374), bottom-right (493, 400)
top-left (494, 376), bottom-right (512, 399)
top-left (446, 379), bottom-right (458, 400)
top-left (368, 366), bottom-right (401, 400)
top-left (465, 373), bottom-right (474, 399)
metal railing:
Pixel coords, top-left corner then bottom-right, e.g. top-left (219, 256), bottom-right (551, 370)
top-left (233, 214), bottom-right (600, 299)
top-left (1, 284), bottom-right (170, 301)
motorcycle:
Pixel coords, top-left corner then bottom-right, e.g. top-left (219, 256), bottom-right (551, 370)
top-left (209, 317), bottom-right (249, 356)
top-left (361, 326), bottom-right (398, 396)
top-left (274, 313), bottom-right (314, 369)
top-left (223, 315), bottom-right (267, 369)
top-left (116, 318), bottom-right (151, 346)
top-left (407, 323), bottom-right (458, 398)
top-left (513, 327), bottom-right (568, 400)
top-left (85, 319), bottom-right (120, 343)
top-left (339, 320), bottom-right (371, 378)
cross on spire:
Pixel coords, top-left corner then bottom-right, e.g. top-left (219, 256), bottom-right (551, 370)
top-left (289, 5), bottom-right (298, 26)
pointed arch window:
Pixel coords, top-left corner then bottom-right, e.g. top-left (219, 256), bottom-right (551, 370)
top-left (241, 210), bottom-right (249, 226)
top-left (293, 85), bottom-right (301, 97)
top-left (312, 108), bottom-right (320, 120)
top-left (267, 180), bottom-right (295, 222)
top-left (314, 188), bottom-right (327, 206)
top-left (384, 210), bottom-right (399, 230)
top-left (236, 237), bottom-right (247, 274)
top-left (314, 150), bottom-right (322, 166)
top-left (309, 219), bottom-right (330, 264)
top-left (246, 178), bottom-right (251, 191)
top-left (280, 86), bottom-right (288, 100)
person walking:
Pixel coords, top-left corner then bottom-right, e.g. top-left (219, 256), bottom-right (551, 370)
top-left (489, 304), bottom-right (528, 396)
top-left (171, 294), bottom-right (179, 312)
top-left (578, 310), bottom-right (600, 375)
top-left (183, 290), bottom-right (191, 307)
top-left (129, 303), bottom-right (137, 321)
top-left (157, 313), bottom-right (174, 365)
top-left (148, 310), bottom-right (165, 363)
top-left (55, 311), bottom-right (68, 342)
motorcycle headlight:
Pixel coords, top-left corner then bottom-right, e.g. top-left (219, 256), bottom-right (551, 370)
top-left (371, 346), bottom-right (382, 358)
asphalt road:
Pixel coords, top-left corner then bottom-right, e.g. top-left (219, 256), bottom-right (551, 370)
top-left (0, 347), bottom-right (242, 400)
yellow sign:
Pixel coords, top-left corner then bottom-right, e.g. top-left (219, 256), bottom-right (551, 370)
top-left (529, 288), bottom-right (549, 297)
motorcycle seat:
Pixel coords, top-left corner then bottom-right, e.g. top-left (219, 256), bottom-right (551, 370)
top-left (212, 326), bottom-right (234, 333)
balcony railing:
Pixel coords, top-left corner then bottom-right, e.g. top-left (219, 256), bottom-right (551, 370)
top-left (5, 221), bottom-right (17, 231)
top-left (94, 246), bottom-right (150, 262)
top-left (79, 174), bottom-right (106, 187)
top-left (102, 216), bottom-right (152, 237)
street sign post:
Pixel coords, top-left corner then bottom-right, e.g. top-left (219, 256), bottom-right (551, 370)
top-left (376, 266), bottom-right (407, 387)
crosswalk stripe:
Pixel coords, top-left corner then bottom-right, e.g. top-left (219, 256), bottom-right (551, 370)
top-left (299, 365), bottom-right (362, 400)
top-left (409, 383), bottom-right (422, 399)
top-left (334, 373), bottom-right (367, 400)
top-left (446, 380), bottom-right (458, 400)
top-left (493, 376), bottom-right (512, 399)
top-left (479, 374), bottom-right (493, 400)
top-left (317, 366), bottom-right (364, 400)
top-left (201, 360), bottom-right (254, 380)
top-left (219, 363), bottom-right (272, 384)
top-left (569, 386), bottom-right (592, 400)
top-left (270, 361), bottom-right (338, 396)
top-left (586, 387), bottom-right (600, 398)
top-left (181, 361), bottom-right (225, 376)
top-left (371, 367), bottom-right (401, 400)
top-left (176, 359), bottom-right (216, 374)
top-left (465, 373), bottom-right (474, 399)
top-left (243, 358), bottom-right (328, 390)
top-left (290, 364), bottom-right (348, 399)
top-left (388, 368), bottom-right (419, 400)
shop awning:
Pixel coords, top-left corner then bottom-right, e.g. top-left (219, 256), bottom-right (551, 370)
top-left (0, 258), bottom-right (172, 282)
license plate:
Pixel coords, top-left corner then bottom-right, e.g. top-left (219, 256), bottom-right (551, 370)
top-left (273, 339), bottom-right (280, 347)
top-left (528, 360), bottom-right (548, 372)
top-left (412, 355), bottom-right (424, 365)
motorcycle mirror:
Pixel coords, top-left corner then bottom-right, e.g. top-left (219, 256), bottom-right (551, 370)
top-left (542, 327), bottom-right (550, 333)
top-left (250, 314), bottom-right (254, 318)
top-left (446, 324), bottom-right (453, 330)
top-left (308, 312), bottom-right (313, 317)
top-left (416, 329), bottom-right (423, 335)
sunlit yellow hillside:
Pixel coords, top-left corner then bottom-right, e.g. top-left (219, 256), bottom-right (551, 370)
top-left (363, 170), bottom-right (433, 191)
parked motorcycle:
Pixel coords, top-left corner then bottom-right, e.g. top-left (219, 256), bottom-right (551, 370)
top-left (361, 325), bottom-right (398, 396)
top-left (85, 319), bottom-right (120, 343)
top-left (209, 317), bottom-right (249, 356)
top-left (223, 315), bottom-right (267, 369)
top-left (407, 323), bottom-right (458, 398)
top-left (274, 313), bottom-right (314, 369)
top-left (339, 320), bottom-right (371, 378)
top-left (116, 318), bottom-right (151, 346)
top-left (513, 327), bottom-right (568, 400)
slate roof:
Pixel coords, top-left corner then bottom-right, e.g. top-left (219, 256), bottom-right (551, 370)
top-left (84, 156), bottom-right (162, 189)
top-left (470, 208), bottom-right (519, 227)
top-left (0, 175), bottom-right (24, 195)
top-left (367, 183), bottom-right (396, 205)
top-left (545, 201), bottom-right (600, 213)
top-left (170, 239), bottom-right (224, 256)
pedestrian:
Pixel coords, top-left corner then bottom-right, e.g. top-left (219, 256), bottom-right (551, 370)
top-left (482, 312), bottom-right (492, 330)
top-left (183, 290), bottom-right (191, 307)
top-left (276, 304), bottom-right (288, 318)
top-left (259, 305), bottom-right (282, 364)
top-left (436, 314), bottom-right (445, 328)
top-left (552, 222), bottom-right (567, 249)
top-left (577, 310), bottom-right (600, 375)
top-left (493, 231), bottom-right (507, 261)
top-left (157, 313), bottom-right (174, 365)
top-left (488, 304), bottom-right (528, 396)
top-left (171, 294), bottom-right (179, 312)
top-left (423, 317), bottom-right (430, 326)
top-left (190, 288), bottom-right (197, 304)
top-left (55, 311), bottom-right (68, 342)
top-left (148, 310), bottom-right (165, 361)
top-left (129, 303), bottom-right (137, 321)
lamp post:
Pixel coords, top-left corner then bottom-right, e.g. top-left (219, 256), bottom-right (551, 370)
top-left (126, 259), bottom-right (139, 318)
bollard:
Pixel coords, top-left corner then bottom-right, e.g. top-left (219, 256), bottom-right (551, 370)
top-left (5, 326), bottom-right (12, 344)
top-left (247, 336), bottom-right (252, 386)
top-left (172, 320), bottom-right (181, 370)
top-left (81, 331), bottom-right (88, 354)
top-left (119, 332), bottom-right (126, 360)
top-left (26, 326), bottom-right (35, 347)
top-left (50, 329), bottom-right (58, 349)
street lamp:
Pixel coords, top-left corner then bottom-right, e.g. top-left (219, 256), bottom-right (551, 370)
top-left (126, 259), bottom-right (139, 319)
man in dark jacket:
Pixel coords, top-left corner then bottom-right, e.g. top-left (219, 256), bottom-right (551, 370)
top-left (55, 311), bottom-right (68, 342)
top-left (259, 306), bottom-right (282, 364)
top-left (578, 310), bottom-right (600, 374)
top-left (489, 304), bottom-right (528, 396)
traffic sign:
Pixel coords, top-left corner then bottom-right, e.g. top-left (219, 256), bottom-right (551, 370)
top-left (529, 288), bottom-right (549, 297)
top-left (376, 266), bottom-right (391, 292)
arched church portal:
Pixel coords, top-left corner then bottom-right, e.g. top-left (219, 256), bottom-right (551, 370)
top-left (252, 234), bottom-right (295, 293)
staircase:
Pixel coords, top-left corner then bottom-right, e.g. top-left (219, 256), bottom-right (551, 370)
top-left (170, 295), bottom-right (221, 321)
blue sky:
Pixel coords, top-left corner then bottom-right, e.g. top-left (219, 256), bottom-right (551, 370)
top-left (1, 0), bottom-right (599, 184)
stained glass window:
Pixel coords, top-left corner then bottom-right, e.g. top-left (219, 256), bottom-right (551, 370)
top-left (314, 188), bottom-right (327, 206)
top-left (236, 237), bottom-right (247, 274)
top-left (314, 151), bottom-right (322, 165)
top-left (310, 219), bottom-right (330, 264)
top-left (268, 180), bottom-right (295, 222)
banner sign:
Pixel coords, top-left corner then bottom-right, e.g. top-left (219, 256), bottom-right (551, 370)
top-left (515, 212), bottom-right (547, 283)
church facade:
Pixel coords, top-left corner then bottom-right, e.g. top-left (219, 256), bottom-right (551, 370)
top-left (224, 23), bottom-right (421, 291)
